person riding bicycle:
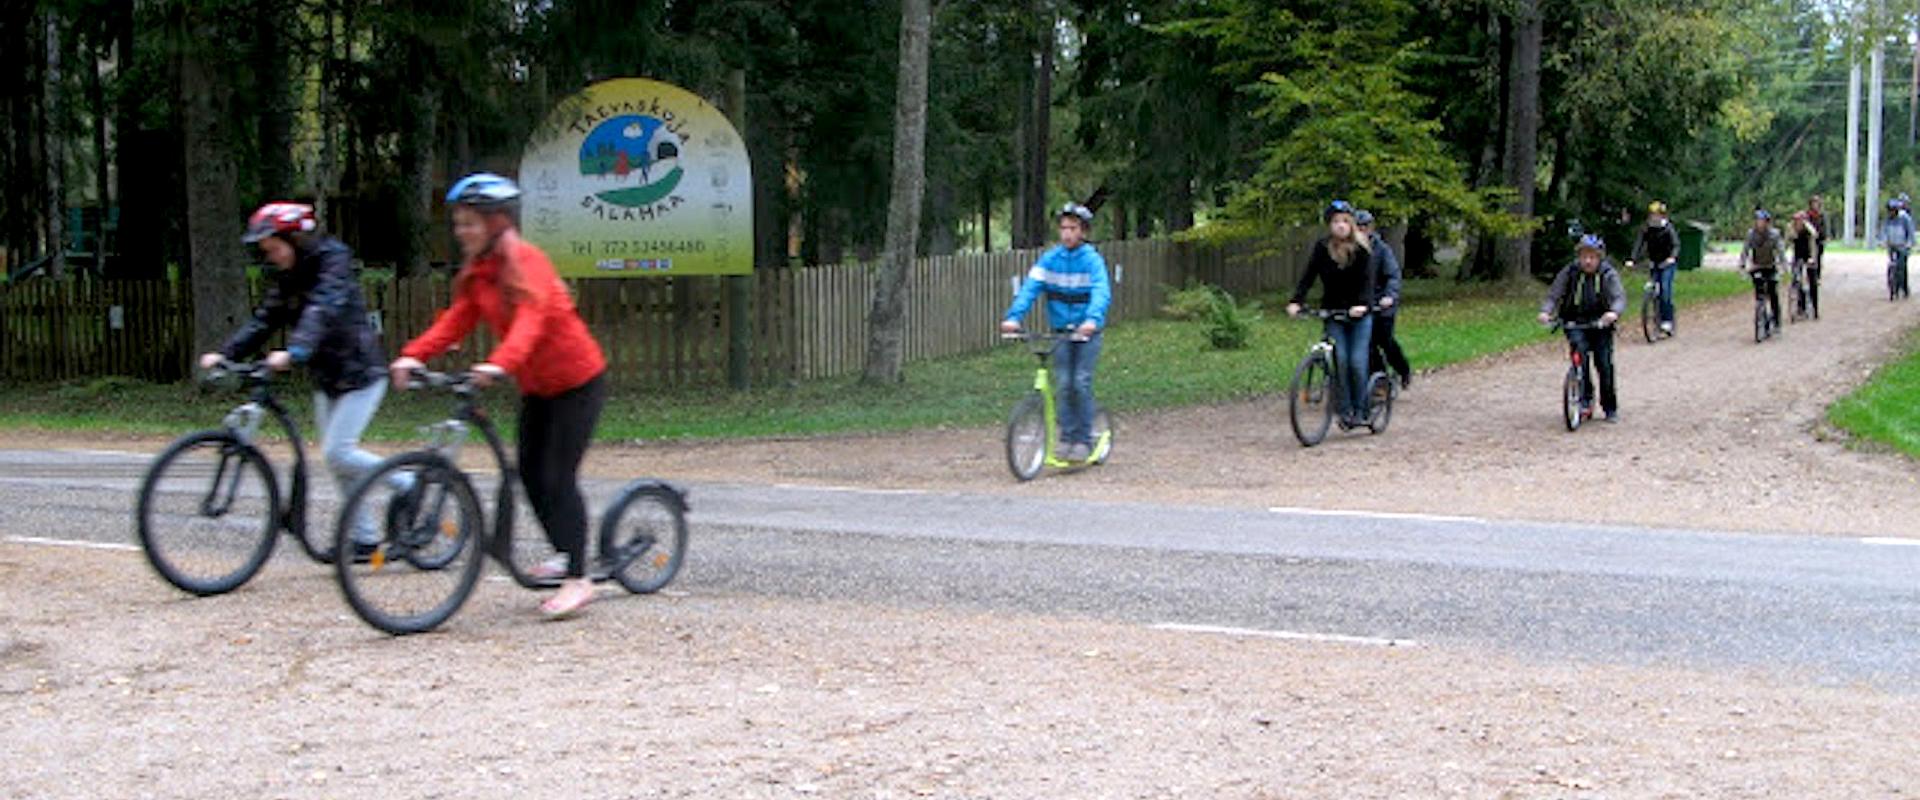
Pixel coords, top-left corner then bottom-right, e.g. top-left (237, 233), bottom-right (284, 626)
top-left (391, 173), bottom-right (609, 619)
top-left (1536, 234), bottom-right (1624, 423)
top-left (1741, 209), bottom-right (1786, 332)
top-left (1879, 197), bottom-right (1914, 300)
top-left (197, 203), bottom-right (394, 561)
top-left (1790, 210), bottom-right (1820, 319)
top-left (1000, 202), bottom-right (1112, 463)
top-left (1630, 201), bottom-right (1681, 335)
top-left (1806, 194), bottom-right (1828, 273)
top-left (1356, 209), bottom-right (1411, 391)
top-left (1287, 200), bottom-right (1376, 428)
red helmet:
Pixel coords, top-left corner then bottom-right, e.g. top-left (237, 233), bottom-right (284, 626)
top-left (243, 202), bottom-right (316, 243)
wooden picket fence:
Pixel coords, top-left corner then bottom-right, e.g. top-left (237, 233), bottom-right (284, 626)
top-left (0, 235), bottom-right (1312, 386)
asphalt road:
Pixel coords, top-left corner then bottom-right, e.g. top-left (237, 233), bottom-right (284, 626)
top-left (1, 447), bottom-right (1915, 688)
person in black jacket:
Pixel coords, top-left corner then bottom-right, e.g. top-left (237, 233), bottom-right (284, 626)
top-left (197, 202), bottom-right (396, 559)
top-left (1287, 200), bottom-right (1376, 427)
top-left (1356, 210), bottom-right (1411, 390)
top-left (1630, 201), bottom-right (1681, 335)
top-left (1538, 234), bottom-right (1626, 423)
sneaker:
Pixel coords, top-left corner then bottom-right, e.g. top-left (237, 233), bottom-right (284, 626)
top-left (1659, 321), bottom-right (1673, 334)
top-left (1065, 442), bottom-right (1092, 462)
top-left (528, 554), bottom-right (568, 581)
top-left (1603, 411), bottom-right (1619, 424)
top-left (1399, 374), bottom-right (1413, 391)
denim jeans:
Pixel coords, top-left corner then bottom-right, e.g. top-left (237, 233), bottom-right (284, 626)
top-left (313, 378), bottom-right (399, 544)
top-left (1325, 316), bottom-right (1374, 420)
top-left (1052, 331), bottom-right (1102, 445)
top-left (1892, 248), bottom-right (1912, 297)
top-left (1651, 261), bottom-right (1677, 323)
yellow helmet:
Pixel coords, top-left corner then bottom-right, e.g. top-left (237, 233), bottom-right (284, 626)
top-left (1648, 201), bottom-right (1669, 216)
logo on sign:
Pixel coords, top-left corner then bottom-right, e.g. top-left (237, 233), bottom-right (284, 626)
top-left (580, 115), bottom-right (685, 209)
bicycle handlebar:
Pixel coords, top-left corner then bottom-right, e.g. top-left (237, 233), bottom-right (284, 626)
top-left (201, 358), bottom-right (273, 385)
top-left (1000, 330), bottom-right (1091, 344)
top-left (402, 367), bottom-right (478, 392)
top-left (1291, 306), bottom-right (1384, 321)
top-left (1547, 319), bottom-right (1610, 332)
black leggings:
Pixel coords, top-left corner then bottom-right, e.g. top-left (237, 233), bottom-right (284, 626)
top-left (517, 373), bottom-right (607, 578)
top-left (1369, 313), bottom-right (1411, 381)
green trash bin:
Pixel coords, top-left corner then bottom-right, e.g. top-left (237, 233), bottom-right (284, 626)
top-left (1677, 225), bottom-right (1706, 271)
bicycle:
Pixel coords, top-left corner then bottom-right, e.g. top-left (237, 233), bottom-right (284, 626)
top-left (1001, 331), bottom-right (1113, 481)
top-left (1287, 308), bottom-right (1393, 447)
top-left (1787, 261), bottom-right (1810, 324)
top-left (135, 359), bottom-right (335, 596)
top-left (333, 368), bottom-right (689, 635)
top-left (1548, 319), bottom-right (1608, 432)
top-left (1748, 270), bottom-right (1780, 343)
top-left (1627, 260), bottom-right (1674, 344)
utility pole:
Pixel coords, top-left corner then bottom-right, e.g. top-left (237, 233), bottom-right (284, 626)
top-left (1848, 60), bottom-right (1862, 243)
top-left (1868, 41), bottom-right (1885, 246)
top-left (724, 68), bottom-right (753, 391)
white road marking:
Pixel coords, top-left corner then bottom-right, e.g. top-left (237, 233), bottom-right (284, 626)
top-left (3, 535), bottom-right (141, 552)
top-left (1267, 506), bottom-right (1490, 526)
top-left (772, 483), bottom-right (930, 496)
top-left (1861, 537), bottom-right (1920, 547)
top-left (1151, 622), bottom-right (1416, 648)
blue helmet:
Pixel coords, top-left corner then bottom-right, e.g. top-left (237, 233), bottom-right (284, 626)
top-left (1577, 233), bottom-right (1605, 252)
top-left (1354, 209), bottom-right (1377, 227)
top-left (445, 172), bottom-right (522, 209)
top-left (1324, 199), bottom-right (1356, 221)
top-left (1755, 208), bottom-right (1772, 221)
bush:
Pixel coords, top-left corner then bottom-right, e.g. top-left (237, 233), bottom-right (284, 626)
top-left (1161, 281), bottom-right (1220, 320)
top-left (1203, 287), bottom-right (1260, 350)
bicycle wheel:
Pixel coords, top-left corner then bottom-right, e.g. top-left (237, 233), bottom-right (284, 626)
top-left (135, 431), bottom-right (280, 596)
top-left (1005, 392), bottom-right (1047, 481)
top-left (1288, 353), bottom-right (1334, 447)
top-left (1754, 300), bottom-right (1767, 343)
top-left (598, 481), bottom-right (690, 594)
top-left (1088, 408), bottom-right (1114, 464)
top-left (1366, 373), bottom-right (1394, 435)
top-left (335, 452), bottom-right (485, 635)
top-left (1641, 289), bottom-right (1657, 344)
top-left (1788, 282), bottom-right (1804, 323)
top-left (1562, 365), bottom-right (1583, 432)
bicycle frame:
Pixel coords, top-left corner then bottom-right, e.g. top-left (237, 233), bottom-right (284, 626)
top-left (415, 381), bottom-right (539, 588)
top-left (213, 364), bottom-right (310, 541)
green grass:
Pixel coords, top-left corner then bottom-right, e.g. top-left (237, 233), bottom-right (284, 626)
top-left (1829, 328), bottom-right (1920, 460)
top-left (0, 271), bottom-right (1753, 443)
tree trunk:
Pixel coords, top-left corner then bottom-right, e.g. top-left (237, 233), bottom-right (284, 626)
top-left (862, 0), bottom-right (931, 384)
top-left (253, 0), bottom-right (292, 198)
top-left (179, 10), bottom-right (250, 355)
top-left (925, 178), bottom-right (956, 256)
top-left (90, 36), bottom-right (110, 268)
top-left (44, 10), bottom-right (66, 278)
top-left (1023, 11), bottom-right (1053, 249)
top-left (1493, 0), bottom-right (1541, 281)
top-left (1112, 202), bottom-right (1128, 242)
top-left (978, 175), bottom-right (992, 251)
top-left (314, 0), bottom-right (336, 224)
top-left (396, 61), bottom-right (437, 276)
top-left (1011, 76), bottom-right (1030, 249)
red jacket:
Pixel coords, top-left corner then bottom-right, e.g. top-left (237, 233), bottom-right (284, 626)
top-left (401, 234), bottom-right (606, 397)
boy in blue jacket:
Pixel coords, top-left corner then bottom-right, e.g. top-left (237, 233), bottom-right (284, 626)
top-left (1000, 203), bottom-right (1112, 462)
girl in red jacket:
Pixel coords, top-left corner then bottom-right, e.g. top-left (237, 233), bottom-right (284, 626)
top-left (391, 173), bottom-right (608, 618)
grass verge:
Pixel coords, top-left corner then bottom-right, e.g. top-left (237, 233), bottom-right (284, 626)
top-left (0, 271), bottom-right (1752, 443)
top-left (1828, 328), bottom-right (1920, 460)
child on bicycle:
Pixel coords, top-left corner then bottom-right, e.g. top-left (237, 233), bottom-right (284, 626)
top-left (1356, 209), bottom-right (1411, 390)
top-left (1000, 202), bottom-right (1111, 463)
top-left (1537, 234), bottom-right (1625, 423)
top-left (1790, 210), bottom-right (1819, 319)
top-left (391, 173), bottom-right (609, 619)
top-left (1879, 197), bottom-right (1914, 300)
top-left (1630, 201), bottom-right (1680, 334)
top-left (1287, 200), bottom-right (1376, 428)
top-left (198, 203), bottom-right (394, 561)
top-left (1741, 209), bottom-right (1786, 332)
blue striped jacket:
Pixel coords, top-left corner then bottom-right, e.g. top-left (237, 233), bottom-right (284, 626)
top-left (1003, 243), bottom-right (1112, 330)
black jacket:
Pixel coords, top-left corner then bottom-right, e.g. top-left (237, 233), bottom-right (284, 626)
top-left (1540, 260), bottom-right (1627, 324)
top-left (1632, 221), bottom-right (1680, 265)
top-left (1292, 237), bottom-right (1376, 311)
top-left (221, 236), bottom-right (385, 396)
top-left (1368, 232), bottom-right (1403, 317)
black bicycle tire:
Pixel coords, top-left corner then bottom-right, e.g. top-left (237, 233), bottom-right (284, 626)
top-left (1754, 299), bottom-right (1766, 343)
top-left (1289, 353), bottom-right (1334, 447)
top-left (334, 452), bottom-right (485, 635)
top-left (1641, 290), bottom-right (1656, 344)
top-left (1366, 373), bottom-right (1394, 435)
top-left (1005, 393), bottom-right (1048, 481)
top-left (1563, 365), bottom-right (1582, 432)
top-left (135, 430), bottom-right (281, 596)
top-left (598, 482), bottom-right (690, 594)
